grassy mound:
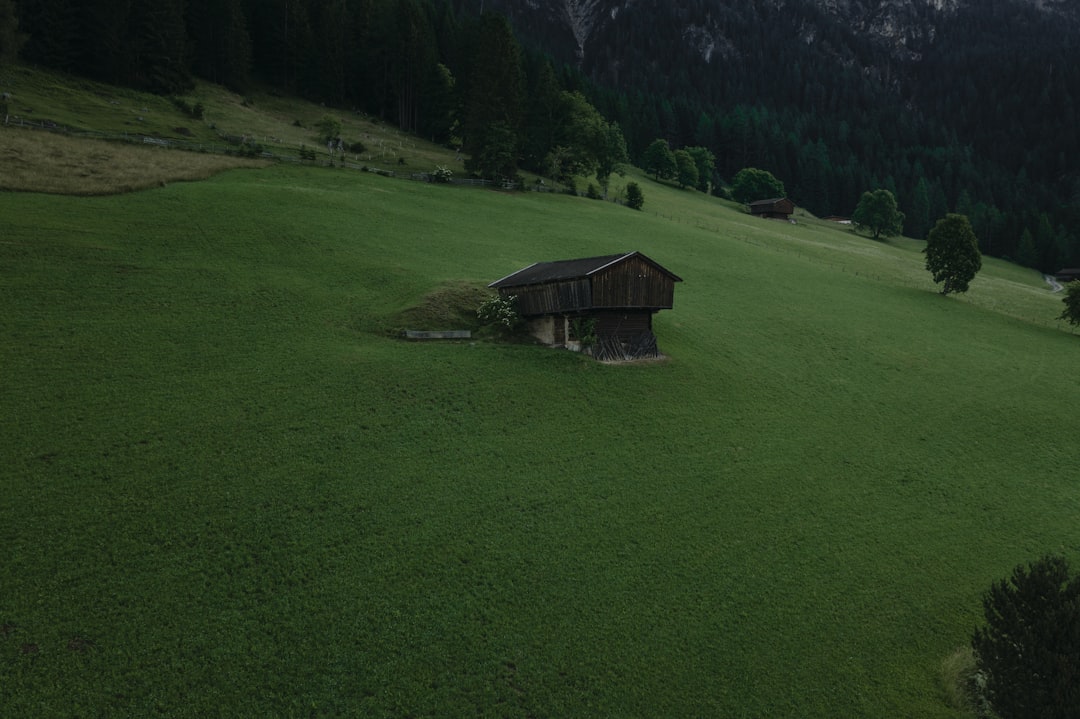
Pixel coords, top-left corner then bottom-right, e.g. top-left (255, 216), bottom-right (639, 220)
top-left (390, 280), bottom-right (492, 334)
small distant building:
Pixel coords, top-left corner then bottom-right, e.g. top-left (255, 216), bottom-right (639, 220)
top-left (489, 251), bottom-right (682, 361)
top-left (748, 197), bottom-right (795, 220)
top-left (1055, 268), bottom-right (1080, 283)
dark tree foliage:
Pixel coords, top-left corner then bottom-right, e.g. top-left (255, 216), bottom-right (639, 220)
top-left (625, 181), bottom-right (643, 210)
top-left (9, 0), bottom-right (1080, 262)
top-left (852, 189), bottom-right (904, 241)
top-left (459, 12), bottom-right (525, 178)
top-left (0, 0), bottom-right (26, 65)
top-left (187, 0), bottom-right (251, 91)
top-left (642, 138), bottom-right (676, 180)
top-left (674, 149), bottom-right (698, 189)
top-left (455, 0), bottom-right (1080, 270)
top-left (924, 213), bottom-right (982, 295)
top-left (972, 555), bottom-right (1080, 719)
top-left (1060, 281), bottom-right (1080, 327)
top-left (731, 167), bottom-right (785, 205)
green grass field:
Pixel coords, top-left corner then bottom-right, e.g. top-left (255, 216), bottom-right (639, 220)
top-left (2, 72), bottom-right (1079, 717)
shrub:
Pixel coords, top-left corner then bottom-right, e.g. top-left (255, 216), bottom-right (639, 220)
top-left (431, 166), bottom-right (453, 183)
top-left (570, 317), bottom-right (597, 348)
top-left (349, 141), bottom-right (366, 154)
top-left (315, 114), bottom-right (342, 142)
top-left (625, 182), bottom-right (644, 210)
top-left (586, 183), bottom-right (601, 199)
top-left (477, 294), bottom-right (522, 332)
top-left (171, 98), bottom-right (204, 120)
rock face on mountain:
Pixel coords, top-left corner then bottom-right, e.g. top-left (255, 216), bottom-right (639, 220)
top-left (479, 0), bottom-right (1076, 69)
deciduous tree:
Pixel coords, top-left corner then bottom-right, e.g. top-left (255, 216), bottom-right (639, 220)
top-left (595, 122), bottom-right (628, 198)
top-left (674, 149), bottom-right (698, 189)
top-left (852, 188), bottom-right (904, 240)
top-left (642, 138), bottom-right (676, 181)
top-left (924, 213), bottom-right (982, 295)
top-left (731, 167), bottom-right (785, 204)
top-left (685, 145), bottom-right (715, 193)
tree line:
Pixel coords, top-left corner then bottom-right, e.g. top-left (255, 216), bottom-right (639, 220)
top-left (466, 0), bottom-right (1080, 273)
top-left (6, 0), bottom-right (1080, 271)
top-left (9, 1), bottom-right (639, 192)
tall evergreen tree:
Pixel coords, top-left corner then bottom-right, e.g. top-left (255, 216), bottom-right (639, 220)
top-left (390, 0), bottom-right (436, 134)
top-left (188, 0), bottom-right (251, 90)
top-left (908, 177), bottom-right (931, 239)
top-left (18, 0), bottom-right (78, 71)
top-left (309, 0), bottom-right (348, 103)
top-left (79, 0), bottom-right (131, 86)
top-left (127, 0), bottom-right (191, 93)
top-left (522, 57), bottom-right (562, 171)
top-left (460, 12), bottom-right (524, 179)
top-left (0, 0), bottom-right (26, 66)
top-left (253, 0), bottom-right (313, 94)
top-left (973, 555), bottom-right (1080, 719)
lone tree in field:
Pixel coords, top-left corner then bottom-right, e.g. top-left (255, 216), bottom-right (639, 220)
top-left (924, 213), bottom-right (982, 295)
top-left (972, 554), bottom-right (1080, 719)
top-left (1059, 281), bottom-right (1080, 327)
top-left (852, 188), bottom-right (905, 240)
top-left (625, 181), bottom-right (644, 210)
top-left (731, 167), bottom-right (785, 204)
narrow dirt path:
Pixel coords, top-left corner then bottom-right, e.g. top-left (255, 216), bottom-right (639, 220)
top-left (1044, 274), bottom-right (1064, 292)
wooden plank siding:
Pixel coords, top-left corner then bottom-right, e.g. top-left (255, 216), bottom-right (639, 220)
top-left (591, 255), bottom-right (676, 309)
top-left (489, 253), bottom-right (680, 357)
top-left (593, 310), bottom-right (652, 340)
top-left (511, 278), bottom-right (592, 316)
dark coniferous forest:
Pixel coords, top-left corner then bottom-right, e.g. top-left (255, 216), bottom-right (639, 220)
top-left (5, 0), bottom-right (1080, 271)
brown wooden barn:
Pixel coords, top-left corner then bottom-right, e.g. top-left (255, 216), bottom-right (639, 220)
top-left (748, 197), bottom-right (795, 220)
top-left (489, 252), bottom-right (682, 360)
top-left (1055, 268), bottom-right (1080, 283)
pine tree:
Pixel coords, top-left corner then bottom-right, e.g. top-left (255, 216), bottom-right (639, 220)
top-left (18, 0), bottom-right (78, 71)
top-left (461, 12), bottom-right (524, 179)
top-left (0, 0), bottom-right (26, 66)
top-left (127, 0), bottom-right (191, 93)
top-left (188, 0), bottom-right (251, 90)
top-left (1016, 229), bottom-right (1038, 269)
top-left (973, 555), bottom-right (1080, 719)
top-left (908, 177), bottom-right (931, 239)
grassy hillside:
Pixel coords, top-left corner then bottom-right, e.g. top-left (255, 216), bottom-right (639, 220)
top-left (2, 71), bottom-right (1078, 718)
top-left (1, 65), bottom-right (466, 173)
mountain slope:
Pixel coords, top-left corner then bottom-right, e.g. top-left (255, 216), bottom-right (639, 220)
top-left (462, 0), bottom-right (1080, 269)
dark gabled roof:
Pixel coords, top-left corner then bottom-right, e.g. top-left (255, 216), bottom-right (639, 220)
top-left (489, 251), bottom-right (682, 288)
top-left (748, 197), bottom-right (792, 208)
